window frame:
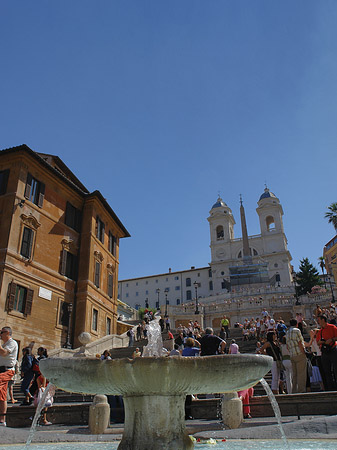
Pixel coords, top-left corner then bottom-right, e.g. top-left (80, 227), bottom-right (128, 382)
top-left (24, 173), bottom-right (45, 208)
top-left (6, 282), bottom-right (33, 315)
top-left (20, 226), bottom-right (34, 259)
top-left (65, 202), bottom-right (81, 232)
top-left (94, 261), bottom-right (101, 288)
top-left (0, 169), bottom-right (9, 195)
top-left (96, 216), bottom-right (105, 243)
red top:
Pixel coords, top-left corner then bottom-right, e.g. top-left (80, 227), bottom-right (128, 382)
top-left (317, 323), bottom-right (337, 348)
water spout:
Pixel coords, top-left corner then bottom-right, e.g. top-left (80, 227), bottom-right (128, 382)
top-left (260, 378), bottom-right (290, 450)
top-left (24, 383), bottom-right (55, 449)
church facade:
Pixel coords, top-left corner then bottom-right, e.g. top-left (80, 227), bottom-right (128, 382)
top-left (118, 188), bottom-right (293, 310)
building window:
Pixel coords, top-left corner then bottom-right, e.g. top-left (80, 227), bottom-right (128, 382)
top-left (92, 308), bottom-right (98, 331)
top-left (146, 281), bottom-right (148, 285)
top-left (59, 301), bottom-right (70, 326)
top-left (65, 202), bottom-right (81, 232)
top-left (166, 278), bottom-right (168, 281)
top-left (136, 292), bottom-right (138, 296)
top-left (108, 273), bottom-right (114, 298)
top-left (106, 317), bottom-right (111, 335)
top-left (0, 169), bottom-right (9, 195)
top-left (174, 276), bottom-right (179, 280)
top-left (96, 216), bottom-right (105, 243)
top-left (135, 304), bottom-right (140, 310)
top-left (20, 227), bottom-right (34, 259)
top-left (94, 261), bottom-right (101, 288)
top-left (209, 281), bottom-right (213, 291)
top-left (221, 281), bottom-right (226, 289)
top-left (6, 282), bottom-right (33, 315)
top-left (108, 232), bottom-right (117, 256)
top-left (266, 216), bottom-right (275, 231)
top-left (175, 286), bottom-right (180, 291)
top-left (208, 269), bottom-right (212, 277)
top-left (24, 173), bottom-right (45, 207)
top-left (186, 278), bottom-right (191, 287)
top-left (60, 250), bottom-right (77, 280)
top-left (126, 293), bottom-right (129, 298)
top-left (136, 282), bottom-right (138, 286)
top-left (216, 225), bottom-right (224, 239)
top-left (145, 290), bottom-right (149, 295)
top-left (186, 290), bottom-right (192, 300)
top-left (165, 287), bottom-right (170, 292)
top-left (176, 299), bottom-right (180, 305)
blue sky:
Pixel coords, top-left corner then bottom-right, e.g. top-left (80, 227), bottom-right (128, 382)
top-left (1, 1), bottom-right (337, 280)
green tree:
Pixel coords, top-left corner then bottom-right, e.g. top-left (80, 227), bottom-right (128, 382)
top-left (325, 202), bottom-right (337, 232)
top-left (295, 257), bottom-right (322, 297)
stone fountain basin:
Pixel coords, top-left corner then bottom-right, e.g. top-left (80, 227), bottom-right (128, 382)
top-left (40, 354), bottom-right (272, 395)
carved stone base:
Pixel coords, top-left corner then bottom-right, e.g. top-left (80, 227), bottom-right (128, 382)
top-left (118, 394), bottom-right (194, 450)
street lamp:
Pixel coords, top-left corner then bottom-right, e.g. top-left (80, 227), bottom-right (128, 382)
top-left (64, 303), bottom-right (73, 349)
top-left (291, 271), bottom-right (300, 305)
top-left (194, 281), bottom-right (199, 314)
top-left (164, 288), bottom-right (169, 317)
top-left (156, 288), bottom-right (160, 310)
top-left (145, 298), bottom-right (149, 309)
top-left (327, 274), bottom-right (335, 303)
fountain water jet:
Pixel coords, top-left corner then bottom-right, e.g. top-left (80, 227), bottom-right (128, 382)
top-left (40, 320), bottom-right (272, 450)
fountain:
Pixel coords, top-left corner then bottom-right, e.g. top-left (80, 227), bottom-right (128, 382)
top-left (40, 320), bottom-right (272, 450)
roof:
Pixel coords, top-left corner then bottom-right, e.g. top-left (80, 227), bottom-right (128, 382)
top-left (211, 196), bottom-right (227, 209)
top-left (0, 144), bottom-right (130, 238)
top-left (259, 188), bottom-right (277, 201)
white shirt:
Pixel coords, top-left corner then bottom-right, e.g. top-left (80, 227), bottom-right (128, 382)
top-left (0, 338), bottom-right (18, 367)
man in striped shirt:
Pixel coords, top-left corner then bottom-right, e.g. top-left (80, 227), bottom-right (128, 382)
top-left (286, 319), bottom-right (307, 393)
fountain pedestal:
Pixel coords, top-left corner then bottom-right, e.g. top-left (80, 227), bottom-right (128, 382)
top-left (120, 394), bottom-right (193, 450)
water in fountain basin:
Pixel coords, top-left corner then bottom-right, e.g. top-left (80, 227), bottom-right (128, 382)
top-left (3, 440), bottom-right (337, 450)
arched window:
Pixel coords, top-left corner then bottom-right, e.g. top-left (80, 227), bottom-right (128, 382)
top-left (216, 225), bottom-right (224, 240)
top-left (266, 216), bottom-right (275, 231)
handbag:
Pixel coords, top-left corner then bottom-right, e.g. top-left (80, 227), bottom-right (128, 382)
top-left (270, 343), bottom-right (286, 371)
top-left (34, 386), bottom-right (54, 408)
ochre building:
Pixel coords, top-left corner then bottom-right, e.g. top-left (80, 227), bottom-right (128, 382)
top-left (0, 144), bottom-right (129, 352)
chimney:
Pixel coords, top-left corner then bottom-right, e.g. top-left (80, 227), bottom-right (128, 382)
top-left (169, 268), bottom-right (172, 273)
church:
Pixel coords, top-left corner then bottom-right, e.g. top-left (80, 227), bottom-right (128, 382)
top-left (118, 188), bottom-right (293, 310)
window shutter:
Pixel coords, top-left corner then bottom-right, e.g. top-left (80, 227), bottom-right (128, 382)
top-left (25, 289), bottom-right (34, 315)
top-left (21, 227), bottom-right (33, 259)
top-left (108, 274), bottom-right (113, 298)
top-left (101, 222), bottom-right (105, 244)
top-left (7, 282), bottom-right (17, 310)
top-left (65, 202), bottom-right (71, 227)
top-left (60, 250), bottom-right (67, 275)
top-left (24, 173), bottom-right (33, 199)
top-left (75, 209), bottom-right (81, 232)
top-left (95, 262), bottom-right (101, 288)
top-left (0, 169), bottom-right (9, 195)
top-left (38, 182), bottom-right (45, 208)
top-left (113, 236), bottom-right (117, 256)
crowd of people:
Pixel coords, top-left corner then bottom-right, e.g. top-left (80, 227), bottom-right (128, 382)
top-left (0, 326), bottom-right (53, 427)
top-left (2, 302), bottom-right (337, 426)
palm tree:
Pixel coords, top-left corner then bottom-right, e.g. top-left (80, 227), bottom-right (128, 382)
top-left (325, 203), bottom-right (337, 232)
top-left (318, 256), bottom-right (326, 288)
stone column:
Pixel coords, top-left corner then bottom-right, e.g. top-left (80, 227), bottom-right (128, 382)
top-left (118, 394), bottom-right (194, 450)
top-left (221, 392), bottom-right (243, 429)
top-left (89, 395), bottom-right (110, 434)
